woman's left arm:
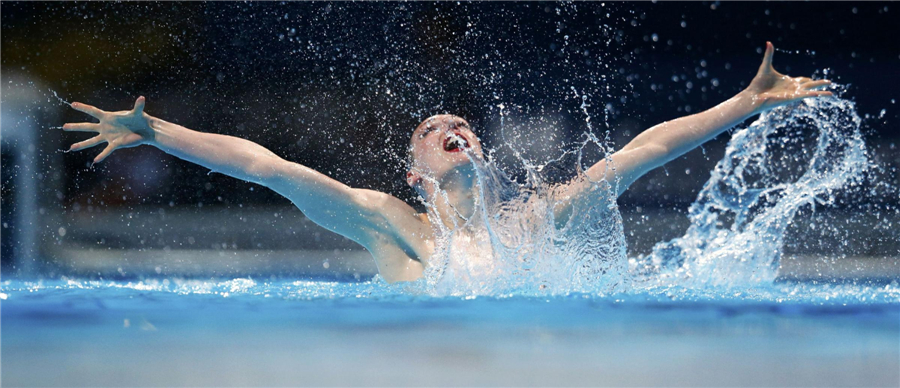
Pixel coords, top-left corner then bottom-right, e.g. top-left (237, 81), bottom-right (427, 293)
top-left (588, 41), bottom-right (833, 196)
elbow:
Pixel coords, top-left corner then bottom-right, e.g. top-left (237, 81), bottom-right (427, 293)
top-left (643, 143), bottom-right (670, 161)
top-left (244, 156), bottom-right (285, 184)
top-left (639, 143), bottom-right (673, 171)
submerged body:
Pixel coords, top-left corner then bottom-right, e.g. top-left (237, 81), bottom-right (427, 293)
top-left (62, 43), bottom-right (832, 285)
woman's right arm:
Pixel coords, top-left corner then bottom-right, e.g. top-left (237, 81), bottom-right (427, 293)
top-left (63, 97), bottom-right (423, 247)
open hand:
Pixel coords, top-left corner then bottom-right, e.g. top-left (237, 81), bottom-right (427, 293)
top-left (63, 96), bottom-right (154, 164)
top-left (745, 42), bottom-right (833, 114)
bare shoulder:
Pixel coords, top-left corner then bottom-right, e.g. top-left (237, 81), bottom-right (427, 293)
top-left (551, 173), bottom-right (616, 228)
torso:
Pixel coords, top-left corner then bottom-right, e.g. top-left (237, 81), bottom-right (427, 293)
top-left (361, 175), bottom-right (619, 284)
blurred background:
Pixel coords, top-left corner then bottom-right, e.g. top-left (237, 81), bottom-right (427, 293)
top-left (2, 1), bottom-right (898, 280)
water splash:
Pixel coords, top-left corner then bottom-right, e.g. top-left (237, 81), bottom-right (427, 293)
top-left (418, 99), bottom-right (627, 297)
top-left (635, 94), bottom-right (871, 289)
top-left (419, 157), bottom-right (628, 297)
top-left (774, 47), bottom-right (817, 57)
top-left (416, 92), bottom-right (873, 297)
top-left (48, 88), bottom-right (73, 107)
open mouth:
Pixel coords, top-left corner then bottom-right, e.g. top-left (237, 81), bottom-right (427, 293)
top-left (443, 132), bottom-right (470, 153)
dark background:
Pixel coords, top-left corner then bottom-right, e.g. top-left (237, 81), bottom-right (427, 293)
top-left (3, 1), bottom-right (898, 206)
top-left (2, 2), bottom-right (898, 274)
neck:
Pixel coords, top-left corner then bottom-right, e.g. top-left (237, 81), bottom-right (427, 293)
top-left (426, 165), bottom-right (479, 231)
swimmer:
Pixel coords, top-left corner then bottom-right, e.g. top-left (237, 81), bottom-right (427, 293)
top-left (62, 42), bottom-right (831, 282)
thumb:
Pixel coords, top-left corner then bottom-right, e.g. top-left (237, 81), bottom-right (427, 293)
top-left (133, 96), bottom-right (146, 115)
top-left (760, 41), bottom-right (774, 72)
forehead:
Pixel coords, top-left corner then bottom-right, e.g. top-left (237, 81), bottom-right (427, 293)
top-left (413, 114), bottom-right (469, 135)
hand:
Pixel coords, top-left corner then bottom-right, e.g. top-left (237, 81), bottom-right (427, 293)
top-left (62, 96), bottom-right (155, 164)
top-left (744, 42), bottom-right (833, 114)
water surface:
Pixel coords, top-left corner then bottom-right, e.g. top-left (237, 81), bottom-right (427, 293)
top-left (3, 278), bottom-right (897, 386)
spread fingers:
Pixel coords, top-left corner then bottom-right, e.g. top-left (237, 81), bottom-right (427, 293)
top-left (93, 144), bottom-right (116, 164)
top-left (69, 136), bottom-right (105, 152)
top-left (804, 90), bottom-right (834, 98)
top-left (62, 122), bottom-right (100, 132)
top-left (71, 102), bottom-right (105, 119)
top-left (802, 79), bottom-right (832, 90)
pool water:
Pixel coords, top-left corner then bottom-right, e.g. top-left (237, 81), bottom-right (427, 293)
top-left (2, 278), bottom-right (898, 386)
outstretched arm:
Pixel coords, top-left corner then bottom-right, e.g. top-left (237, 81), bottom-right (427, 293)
top-left (588, 42), bottom-right (833, 196)
top-left (62, 97), bottom-right (423, 247)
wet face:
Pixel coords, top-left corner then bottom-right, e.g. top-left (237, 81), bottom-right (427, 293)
top-left (407, 114), bottom-right (483, 191)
